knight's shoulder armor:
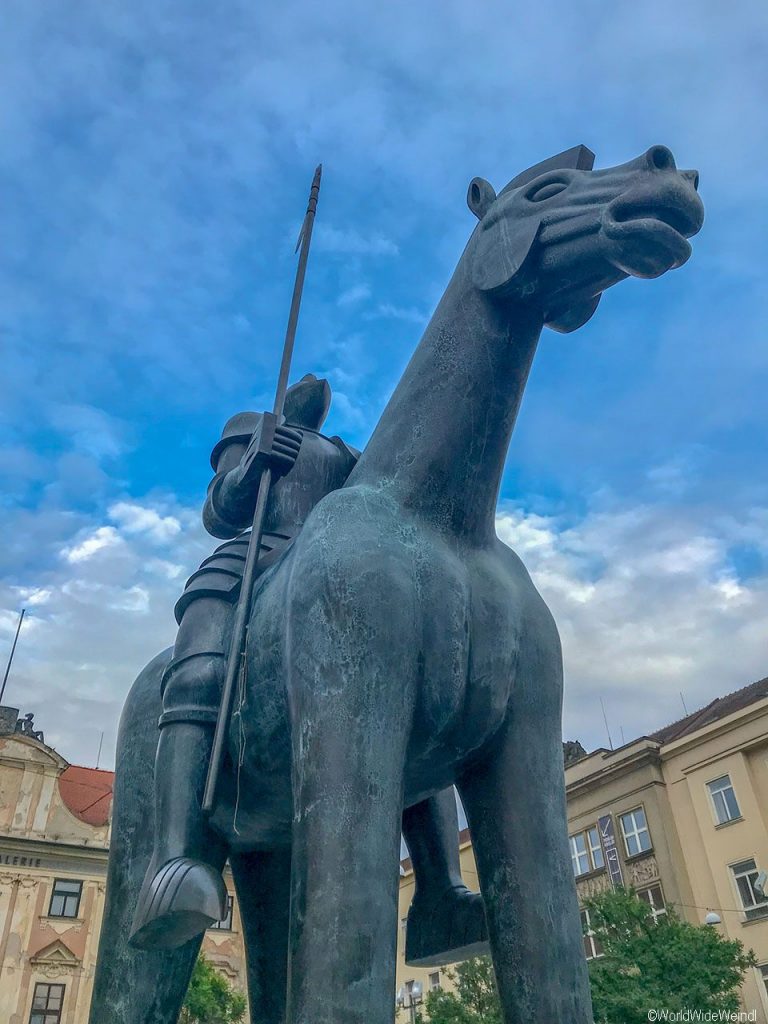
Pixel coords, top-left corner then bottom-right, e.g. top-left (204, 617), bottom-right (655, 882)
top-left (210, 411), bottom-right (262, 470)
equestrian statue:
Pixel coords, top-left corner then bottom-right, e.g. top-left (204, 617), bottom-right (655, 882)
top-left (89, 143), bottom-right (703, 1024)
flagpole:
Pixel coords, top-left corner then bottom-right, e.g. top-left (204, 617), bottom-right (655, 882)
top-left (0, 608), bottom-right (26, 705)
top-left (203, 165), bottom-right (322, 813)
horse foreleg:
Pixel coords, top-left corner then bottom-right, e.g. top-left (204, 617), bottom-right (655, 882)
top-left (457, 609), bottom-right (593, 1024)
top-left (283, 526), bottom-right (417, 1024)
top-left (88, 651), bottom-right (210, 1024)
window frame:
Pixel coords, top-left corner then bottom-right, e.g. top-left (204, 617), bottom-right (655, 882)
top-left (209, 894), bottom-right (234, 931)
top-left (429, 971), bottom-right (441, 991)
top-left (706, 774), bottom-right (741, 826)
top-left (29, 982), bottom-right (65, 1024)
top-left (47, 879), bottom-right (83, 920)
top-left (637, 883), bottom-right (667, 923)
top-left (569, 825), bottom-right (605, 877)
top-left (580, 908), bottom-right (604, 961)
top-left (730, 858), bottom-right (768, 921)
top-left (618, 806), bottom-right (652, 858)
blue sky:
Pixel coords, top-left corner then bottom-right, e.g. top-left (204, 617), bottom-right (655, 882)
top-left (1, 0), bottom-right (767, 767)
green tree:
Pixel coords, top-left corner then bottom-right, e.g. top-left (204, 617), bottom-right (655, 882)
top-left (584, 887), bottom-right (756, 1024)
top-left (411, 955), bottom-right (501, 1024)
top-left (179, 954), bottom-right (247, 1024)
top-left (416, 889), bottom-right (756, 1024)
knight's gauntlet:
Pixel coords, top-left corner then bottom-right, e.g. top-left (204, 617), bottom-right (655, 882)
top-left (238, 413), bottom-right (302, 488)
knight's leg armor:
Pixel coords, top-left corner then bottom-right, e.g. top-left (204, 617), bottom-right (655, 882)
top-left (129, 599), bottom-right (232, 950)
top-left (403, 789), bottom-right (489, 967)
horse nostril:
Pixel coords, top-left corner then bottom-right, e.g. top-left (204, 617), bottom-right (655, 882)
top-left (682, 169), bottom-right (700, 191)
top-left (647, 145), bottom-right (676, 171)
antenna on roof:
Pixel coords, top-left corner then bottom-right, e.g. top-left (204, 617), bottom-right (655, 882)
top-left (96, 731), bottom-right (105, 770)
top-left (0, 608), bottom-right (26, 705)
top-left (680, 692), bottom-right (689, 716)
top-left (600, 696), bottom-right (614, 750)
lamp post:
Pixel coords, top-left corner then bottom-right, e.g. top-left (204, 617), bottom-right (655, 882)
top-left (396, 981), bottom-right (423, 1024)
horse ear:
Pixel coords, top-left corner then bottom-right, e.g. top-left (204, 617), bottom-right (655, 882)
top-left (545, 294), bottom-right (602, 333)
top-left (471, 216), bottom-right (540, 294)
top-left (467, 177), bottom-right (497, 220)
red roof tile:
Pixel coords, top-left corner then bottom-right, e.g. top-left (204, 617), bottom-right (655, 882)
top-left (58, 765), bottom-right (114, 827)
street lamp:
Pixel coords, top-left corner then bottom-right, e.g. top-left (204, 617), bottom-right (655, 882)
top-left (396, 981), bottom-right (423, 1024)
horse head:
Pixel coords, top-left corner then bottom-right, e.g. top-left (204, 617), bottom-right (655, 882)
top-left (466, 144), bottom-right (704, 332)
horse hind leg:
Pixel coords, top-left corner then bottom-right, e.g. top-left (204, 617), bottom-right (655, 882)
top-left (230, 848), bottom-right (291, 1024)
top-left (88, 650), bottom-right (219, 1024)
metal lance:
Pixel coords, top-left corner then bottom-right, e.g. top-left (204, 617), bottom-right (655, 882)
top-left (203, 165), bottom-right (323, 813)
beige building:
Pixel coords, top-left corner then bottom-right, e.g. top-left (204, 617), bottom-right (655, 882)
top-left (0, 710), bottom-right (246, 1024)
top-left (397, 677), bottom-right (768, 1021)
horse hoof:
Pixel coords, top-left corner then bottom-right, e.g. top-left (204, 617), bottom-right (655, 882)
top-left (405, 885), bottom-right (490, 967)
top-left (129, 857), bottom-right (227, 951)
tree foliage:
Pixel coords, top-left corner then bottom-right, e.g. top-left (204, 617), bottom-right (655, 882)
top-left (179, 954), bottom-right (247, 1024)
top-left (415, 888), bottom-right (756, 1024)
top-left (584, 887), bottom-right (756, 1024)
top-left (412, 955), bottom-right (501, 1024)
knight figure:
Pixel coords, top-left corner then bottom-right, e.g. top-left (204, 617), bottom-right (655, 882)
top-left (130, 372), bottom-right (488, 965)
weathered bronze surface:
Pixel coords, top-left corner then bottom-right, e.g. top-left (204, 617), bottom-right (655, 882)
top-left (90, 145), bottom-right (703, 1024)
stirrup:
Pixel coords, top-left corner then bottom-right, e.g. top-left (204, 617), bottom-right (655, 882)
top-left (129, 857), bottom-right (227, 950)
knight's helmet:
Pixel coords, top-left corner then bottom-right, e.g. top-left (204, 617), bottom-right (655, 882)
top-left (283, 373), bottom-right (331, 430)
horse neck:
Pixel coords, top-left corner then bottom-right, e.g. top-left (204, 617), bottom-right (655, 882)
top-left (350, 263), bottom-right (543, 542)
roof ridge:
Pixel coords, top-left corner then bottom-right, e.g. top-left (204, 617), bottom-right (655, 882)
top-left (651, 675), bottom-right (768, 742)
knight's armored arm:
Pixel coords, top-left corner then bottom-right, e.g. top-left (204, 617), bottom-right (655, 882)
top-left (202, 412), bottom-right (303, 539)
top-left (330, 436), bottom-right (361, 482)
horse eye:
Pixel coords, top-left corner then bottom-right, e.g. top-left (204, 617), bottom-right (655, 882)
top-left (527, 181), bottom-right (568, 202)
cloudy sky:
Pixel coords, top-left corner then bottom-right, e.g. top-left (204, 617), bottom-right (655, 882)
top-left (1, 1), bottom-right (767, 768)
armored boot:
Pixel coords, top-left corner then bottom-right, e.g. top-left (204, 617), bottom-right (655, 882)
top-left (403, 790), bottom-right (489, 967)
top-left (130, 653), bottom-right (228, 950)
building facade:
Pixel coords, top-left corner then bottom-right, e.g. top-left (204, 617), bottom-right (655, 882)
top-left (0, 711), bottom-right (246, 1024)
top-left (397, 677), bottom-right (768, 1021)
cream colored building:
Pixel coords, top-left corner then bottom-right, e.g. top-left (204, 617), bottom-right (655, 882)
top-left (0, 711), bottom-right (246, 1024)
top-left (397, 677), bottom-right (768, 1021)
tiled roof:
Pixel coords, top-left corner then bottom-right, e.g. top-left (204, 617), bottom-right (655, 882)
top-left (650, 676), bottom-right (768, 745)
top-left (58, 765), bottom-right (114, 827)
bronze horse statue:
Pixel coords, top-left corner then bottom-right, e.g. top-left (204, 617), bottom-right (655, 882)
top-left (89, 144), bottom-right (703, 1024)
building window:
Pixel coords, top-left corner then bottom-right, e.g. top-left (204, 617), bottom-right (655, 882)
top-left (731, 859), bottom-right (768, 920)
top-left (48, 879), bottom-right (82, 919)
top-left (759, 963), bottom-right (768, 997)
top-left (707, 775), bottom-right (741, 826)
top-left (580, 909), bottom-right (603, 960)
top-left (638, 883), bottom-right (667, 923)
top-left (29, 983), bottom-right (65, 1024)
top-left (569, 826), bottom-right (605, 877)
top-left (429, 971), bottom-right (441, 991)
top-left (209, 895), bottom-right (234, 931)
top-left (619, 807), bottom-right (652, 857)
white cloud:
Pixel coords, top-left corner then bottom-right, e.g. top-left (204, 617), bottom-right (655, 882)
top-left (109, 501), bottom-right (182, 542)
top-left (496, 500), bottom-right (768, 749)
top-left (1, 496), bottom-right (211, 767)
top-left (314, 224), bottom-right (399, 256)
top-left (337, 283), bottom-right (371, 306)
top-left (369, 303), bottom-right (428, 325)
top-left (61, 526), bottom-right (123, 564)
